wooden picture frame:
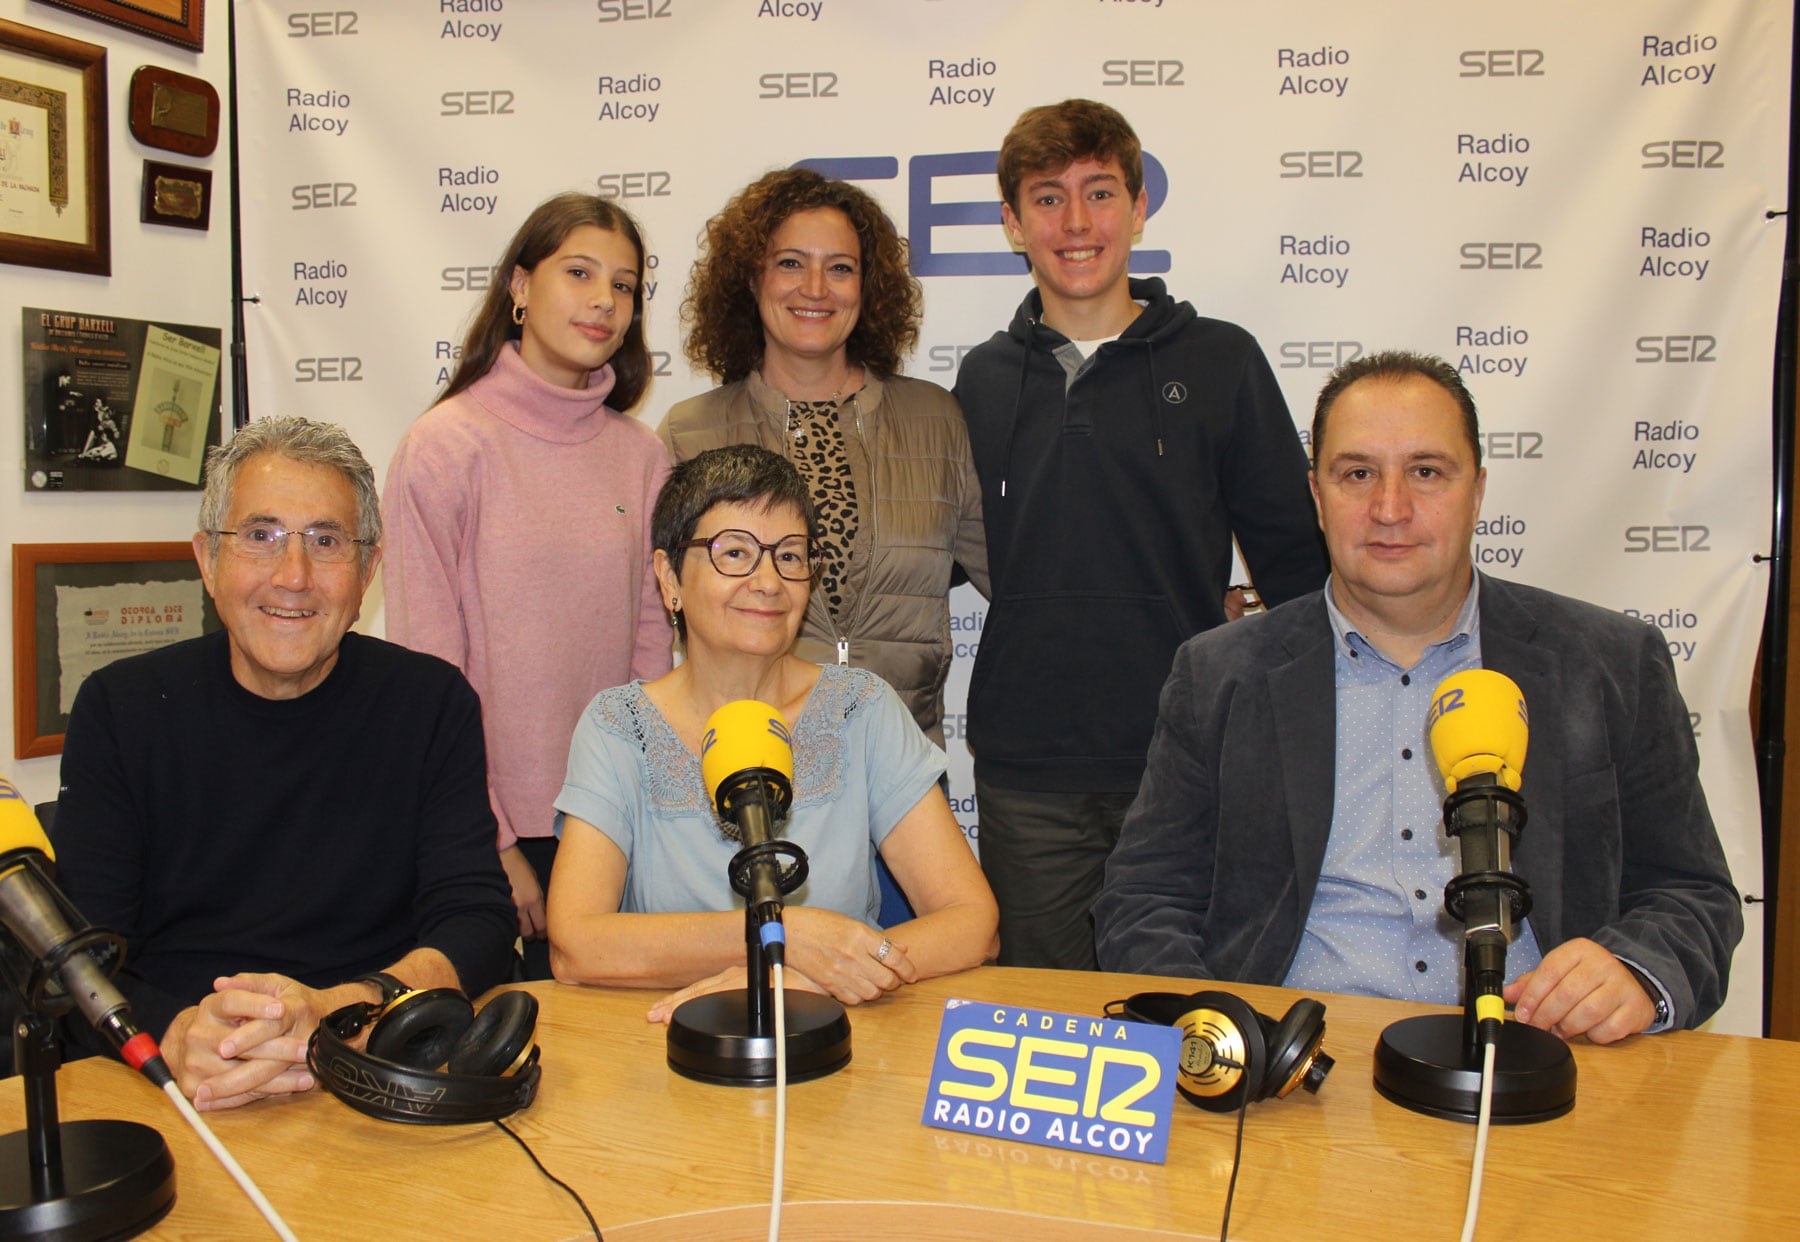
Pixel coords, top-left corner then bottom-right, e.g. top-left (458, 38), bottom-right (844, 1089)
top-left (0, 19), bottom-right (109, 276)
top-left (34, 1), bottom-right (204, 53)
top-left (140, 158), bottom-right (210, 229)
top-left (12, 541), bottom-right (219, 759)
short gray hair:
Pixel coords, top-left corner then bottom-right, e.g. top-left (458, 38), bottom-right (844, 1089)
top-left (197, 417), bottom-right (381, 567)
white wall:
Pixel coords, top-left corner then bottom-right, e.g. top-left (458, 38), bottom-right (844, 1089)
top-left (2, 0), bottom-right (235, 803)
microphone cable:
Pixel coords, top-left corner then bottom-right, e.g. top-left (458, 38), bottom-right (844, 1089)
top-left (768, 955), bottom-right (790, 1242)
top-left (1458, 997), bottom-right (1504, 1242)
top-left (120, 1038), bottom-right (298, 1241)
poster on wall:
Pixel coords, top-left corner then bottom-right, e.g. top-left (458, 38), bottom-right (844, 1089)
top-left (230, 0), bottom-right (1792, 1034)
top-left (11, 541), bottom-right (222, 760)
top-left (19, 306), bottom-right (222, 490)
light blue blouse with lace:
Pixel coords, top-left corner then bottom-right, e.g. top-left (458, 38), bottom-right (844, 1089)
top-left (554, 664), bottom-right (946, 923)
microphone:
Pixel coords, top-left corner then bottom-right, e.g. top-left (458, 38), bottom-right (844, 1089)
top-left (700, 700), bottom-right (801, 928)
top-left (1425, 669), bottom-right (1532, 1005)
top-left (668, 703), bottom-right (849, 1089)
top-left (1373, 672), bottom-right (1572, 1126)
top-left (0, 776), bottom-right (165, 1076)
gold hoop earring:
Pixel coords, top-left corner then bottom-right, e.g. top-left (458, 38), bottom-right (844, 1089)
top-left (512, 303), bottom-right (526, 326)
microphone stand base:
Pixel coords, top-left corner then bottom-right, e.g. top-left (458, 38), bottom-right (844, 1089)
top-left (0, 1120), bottom-right (174, 1240)
top-left (667, 988), bottom-right (851, 1086)
top-left (1373, 1013), bottom-right (1575, 1124)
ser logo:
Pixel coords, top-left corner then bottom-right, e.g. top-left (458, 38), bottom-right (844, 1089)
top-left (292, 182), bottom-right (357, 210)
top-left (288, 11), bottom-right (357, 37)
top-left (1641, 140), bottom-right (1725, 170)
top-left (1623, 525), bottom-right (1711, 553)
top-left (927, 344), bottom-right (985, 372)
top-left (938, 1029), bottom-right (1162, 1127)
top-left (760, 72), bottom-right (838, 99)
top-left (440, 90), bottom-right (515, 116)
top-left (1278, 341), bottom-right (1363, 369)
top-left (1635, 335), bottom-right (1717, 363)
top-left (1101, 60), bottom-right (1184, 87)
top-left (441, 264), bottom-right (502, 292)
top-left (597, 0), bottom-right (671, 19)
top-left (1458, 50), bottom-right (1545, 77)
top-left (798, 149), bottom-right (1171, 277)
top-left (1424, 686), bottom-right (1464, 733)
top-left (1482, 432), bottom-right (1544, 460)
top-left (294, 357), bottom-right (362, 383)
top-left (1459, 242), bottom-right (1542, 270)
top-left (596, 171), bottom-right (672, 198)
top-left (1279, 151), bottom-right (1362, 178)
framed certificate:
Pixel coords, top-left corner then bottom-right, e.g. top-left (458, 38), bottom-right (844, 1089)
top-left (34, 2), bottom-right (205, 54)
top-left (0, 19), bottom-right (108, 276)
top-left (12, 541), bottom-right (221, 759)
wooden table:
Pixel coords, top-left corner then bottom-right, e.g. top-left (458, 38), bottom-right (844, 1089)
top-left (3, 968), bottom-right (1796, 1240)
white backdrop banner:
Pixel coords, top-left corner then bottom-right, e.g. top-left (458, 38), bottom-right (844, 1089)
top-left (235, 0), bottom-right (1789, 1033)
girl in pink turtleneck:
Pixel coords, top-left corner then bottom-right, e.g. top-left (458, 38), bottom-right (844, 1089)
top-left (384, 193), bottom-right (673, 978)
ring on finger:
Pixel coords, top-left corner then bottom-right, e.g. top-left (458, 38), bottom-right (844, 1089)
top-left (875, 937), bottom-right (894, 963)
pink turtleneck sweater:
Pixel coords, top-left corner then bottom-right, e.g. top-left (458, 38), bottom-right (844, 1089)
top-left (384, 342), bottom-right (673, 849)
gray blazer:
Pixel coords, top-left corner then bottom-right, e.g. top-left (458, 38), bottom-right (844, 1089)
top-left (1093, 574), bottom-right (1742, 1028)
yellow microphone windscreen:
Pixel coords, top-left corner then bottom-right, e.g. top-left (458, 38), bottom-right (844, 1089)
top-left (0, 776), bottom-right (55, 859)
top-left (1426, 669), bottom-right (1528, 791)
top-left (700, 700), bottom-right (795, 805)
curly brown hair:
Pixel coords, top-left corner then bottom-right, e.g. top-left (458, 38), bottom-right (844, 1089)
top-left (682, 168), bottom-right (921, 383)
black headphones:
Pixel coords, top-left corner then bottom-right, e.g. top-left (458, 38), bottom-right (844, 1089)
top-left (307, 988), bottom-right (542, 1125)
top-left (1107, 990), bottom-right (1335, 1112)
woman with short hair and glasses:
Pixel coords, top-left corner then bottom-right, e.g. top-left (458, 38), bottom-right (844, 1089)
top-left (546, 445), bottom-right (997, 1015)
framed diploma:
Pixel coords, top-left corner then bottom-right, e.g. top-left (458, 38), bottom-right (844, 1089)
top-left (34, 2), bottom-right (205, 54)
top-left (0, 19), bottom-right (108, 276)
top-left (12, 542), bottom-right (222, 759)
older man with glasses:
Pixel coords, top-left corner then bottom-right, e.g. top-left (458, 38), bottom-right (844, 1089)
top-left (53, 417), bottom-right (516, 1110)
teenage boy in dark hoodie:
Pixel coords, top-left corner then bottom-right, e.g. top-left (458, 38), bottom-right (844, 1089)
top-left (954, 99), bottom-right (1327, 969)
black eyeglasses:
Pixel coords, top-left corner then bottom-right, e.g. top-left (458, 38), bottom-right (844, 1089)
top-left (675, 530), bottom-right (819, 581)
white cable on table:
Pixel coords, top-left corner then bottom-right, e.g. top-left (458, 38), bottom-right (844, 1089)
top-left (1458, 1039), bottom-right (1498, 1242)
top-left (158, 1080), bottom-right (300, 1242)
top-left (768, 960), bottom-right (789, 1242)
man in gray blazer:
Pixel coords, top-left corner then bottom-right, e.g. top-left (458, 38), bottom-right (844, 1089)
top-left (1093, 351), bottom-right (1741, 1043)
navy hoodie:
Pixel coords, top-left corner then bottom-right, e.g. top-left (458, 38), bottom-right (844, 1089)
top-left (953, 277), bottom-right (1327, 792)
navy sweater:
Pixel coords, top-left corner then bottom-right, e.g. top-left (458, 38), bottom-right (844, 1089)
top-left (54, 630), bottom-right (516, 1055)
top-left (954, 278), bottom-right (1327, 792)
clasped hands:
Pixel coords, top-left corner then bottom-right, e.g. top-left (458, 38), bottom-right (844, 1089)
top-left (161, 972), bottom-right (345, 1110)
top-left (647, 907), bottom-right (915, 1024)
